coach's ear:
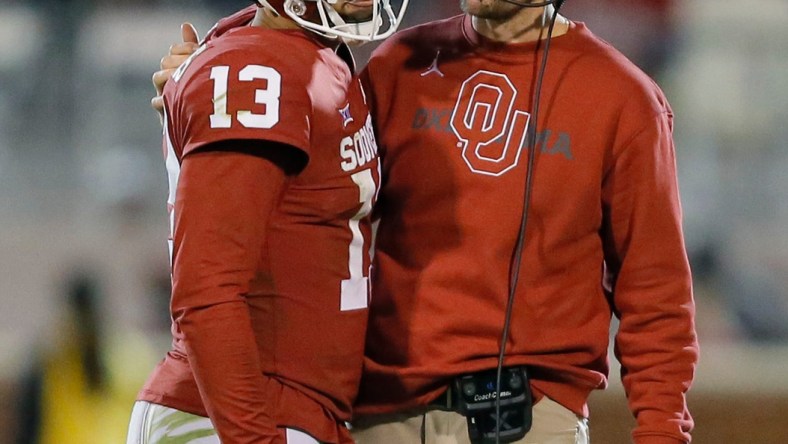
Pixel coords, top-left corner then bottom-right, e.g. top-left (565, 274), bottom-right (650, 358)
top-left (151, 23), bottom-right (201, 118)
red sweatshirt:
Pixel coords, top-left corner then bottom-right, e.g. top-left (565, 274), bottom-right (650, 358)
top-left (357, 15), bottom-right (698, 444)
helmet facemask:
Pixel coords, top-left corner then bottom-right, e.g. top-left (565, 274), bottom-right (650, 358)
top-left (257, 0), bottom-right (409, 42)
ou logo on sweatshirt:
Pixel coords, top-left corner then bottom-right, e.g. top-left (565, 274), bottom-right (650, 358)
top-left (450, 71), bottom-right (532, 177)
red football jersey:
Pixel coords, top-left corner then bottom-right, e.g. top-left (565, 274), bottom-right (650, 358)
top-left (139, 26), bottom-right (379, 444)
top-left (357, 15), bottom-right (697, 443)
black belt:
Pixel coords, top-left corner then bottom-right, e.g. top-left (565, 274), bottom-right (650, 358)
top-left (429, 385), bottom-right (455, 411)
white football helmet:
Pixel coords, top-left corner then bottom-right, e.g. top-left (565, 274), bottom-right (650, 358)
top-left (256, 0), bottom-right (409, 42)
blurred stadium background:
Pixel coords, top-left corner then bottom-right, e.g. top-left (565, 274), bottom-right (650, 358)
top-left (0, 0), bottom-right (786, 442)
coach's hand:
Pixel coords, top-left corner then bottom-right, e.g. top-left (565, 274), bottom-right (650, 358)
top-left (152, 23), bottom-right (200, 115)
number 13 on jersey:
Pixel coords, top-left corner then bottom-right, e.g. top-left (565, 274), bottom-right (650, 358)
top-left (209, 65), bottom-right (281, 129)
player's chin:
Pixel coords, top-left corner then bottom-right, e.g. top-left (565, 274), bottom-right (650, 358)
top-left (341, 1), bottom-right (375, 22)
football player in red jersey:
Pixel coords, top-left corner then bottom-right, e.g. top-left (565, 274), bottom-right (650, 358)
top-left (128, 1), bottom-right (408, 444)
top-left (152, 0), bottom-right (698, 443)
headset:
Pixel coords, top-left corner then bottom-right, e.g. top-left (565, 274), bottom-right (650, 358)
top-left (493, 1), bottom-right (567, 443)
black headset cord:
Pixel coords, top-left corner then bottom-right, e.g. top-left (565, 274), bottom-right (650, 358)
top-left (494, 2), bottom-right (565, 443)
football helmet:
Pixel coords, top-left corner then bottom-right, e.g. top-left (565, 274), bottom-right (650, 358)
top-left (256, 0), bottom-right (409, 42)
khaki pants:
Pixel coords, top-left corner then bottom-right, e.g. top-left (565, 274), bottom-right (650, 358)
top-left (352, 397), bottom-right (588, 444)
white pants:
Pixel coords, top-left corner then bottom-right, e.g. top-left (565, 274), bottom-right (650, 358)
top-left (126, 401), bottom-right (321, 444)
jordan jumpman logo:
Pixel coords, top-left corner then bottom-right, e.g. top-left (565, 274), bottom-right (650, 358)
top-left (421, 50), bottom-right (445, 78)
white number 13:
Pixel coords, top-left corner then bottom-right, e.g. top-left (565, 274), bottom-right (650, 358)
top-left (209, 65), bottom-right (281, 129)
